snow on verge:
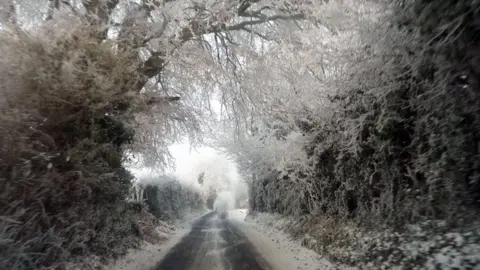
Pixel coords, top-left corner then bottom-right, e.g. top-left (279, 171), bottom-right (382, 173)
top-left (105, 211), bottom-right (209, 270)
top-left (229, 209), bottom-right (338, 270)
top-left (245, 212), bottom-right (480, 270)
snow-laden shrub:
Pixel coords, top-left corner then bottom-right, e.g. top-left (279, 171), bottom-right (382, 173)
top-left (228, 0), bottom-right (480, 268)
top-left (0, 20), bottom-right (161, 269)
top-left (246, 0), bottom-right (480, 227)
top-left (143, 176), bottom-right (204, 220)
top-left (224, 123), bottom-right (317, 215)
top-left (303, 0), bottom-right (480, 223)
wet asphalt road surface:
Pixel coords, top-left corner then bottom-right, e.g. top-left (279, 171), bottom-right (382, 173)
top-left (154, 212), bottom-right (272, 270)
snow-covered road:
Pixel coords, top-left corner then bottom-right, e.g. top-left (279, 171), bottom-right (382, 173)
top-left (152, 210), bottom-right (333, 270)
top-left (110, 209), bottom-right (334, 270)
top-left (154, 211), bottom-right (269, 270)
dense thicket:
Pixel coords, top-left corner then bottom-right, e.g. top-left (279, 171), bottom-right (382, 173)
top-left (250, 0), bottom-right (480, 226)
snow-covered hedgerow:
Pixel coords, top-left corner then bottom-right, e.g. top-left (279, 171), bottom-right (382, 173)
top-left (0, 21), bottom-right (165, 268)
top-left (142, 175), bottom-right (205, 221)
top-left (239, 0), bottom-right (480, 268)
top-left (245, 0), bottom-right (480, 225)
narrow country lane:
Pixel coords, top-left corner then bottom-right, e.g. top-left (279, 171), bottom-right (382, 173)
top-left (154, 212), bottom-right (272, 270)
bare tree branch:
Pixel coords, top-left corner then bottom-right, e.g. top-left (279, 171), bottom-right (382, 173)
top-left (82, 0), bottom-right (119, 25)
top-left (146, 95), bottom-right (181, 105)
top-left (225, 13), bottom-right (304, 31)
top-left (59, 0), bottom-right (80, 17)
top-left (45, 0), bottom-right (60, 20)
top-left (238, 0), bottom-right (261, 15)
top-left (8, 0), bottom-right (16, 25)
top-left (140, 12), bottom-right (304, 80)
top-left (173, 12), bottom-right (303, 45)
top-left (0, 0), bottom-right (17, 25)
top-left (141, 0), bottom-right (161, 19)
top-left (238, 6), bottom-right (270, 19)
top-left (142, 12), bottom-right (169, 45)
top-left (239, 26), bottom-right (271, 40)
top-left (57, 0), bottom-right (306, 93)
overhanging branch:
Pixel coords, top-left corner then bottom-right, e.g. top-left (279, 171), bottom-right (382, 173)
top-left (139, 1), bottom-right (305, 86)
top-left (225, 13), bottom-right (304, 31)
top-left (82, 0), bottom-right (119, 24)
top-left (140, 11), bottom-right (304, 81)
top-left (239, 26), bottom-right (271, 40)
top-left (1, 0), bottom-right (17, 25)
top-left (45, 0), bottom-right (60, 20)
top-left (238, 0), bottom-right (261, 15)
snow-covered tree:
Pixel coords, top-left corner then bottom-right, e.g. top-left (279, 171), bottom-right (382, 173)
top-left (11, 0), bottom-right (339, 167)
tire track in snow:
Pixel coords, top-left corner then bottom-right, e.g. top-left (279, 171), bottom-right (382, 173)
top-left (153, 211), bottom-right (215, 270)
top-left (154, 212), bottom-right (271, 270)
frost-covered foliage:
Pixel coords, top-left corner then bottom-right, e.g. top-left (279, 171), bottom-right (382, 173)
top-left (142, 175), bottom-right (205, 220)
top-left (0, 21), bottom-right (161, 269)
top-left (232, 0), bottom-right (480, 225)
top-left (221, 0), bottom-right (383, 216)
top-left (231, 0), bottom-right (480, 268)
